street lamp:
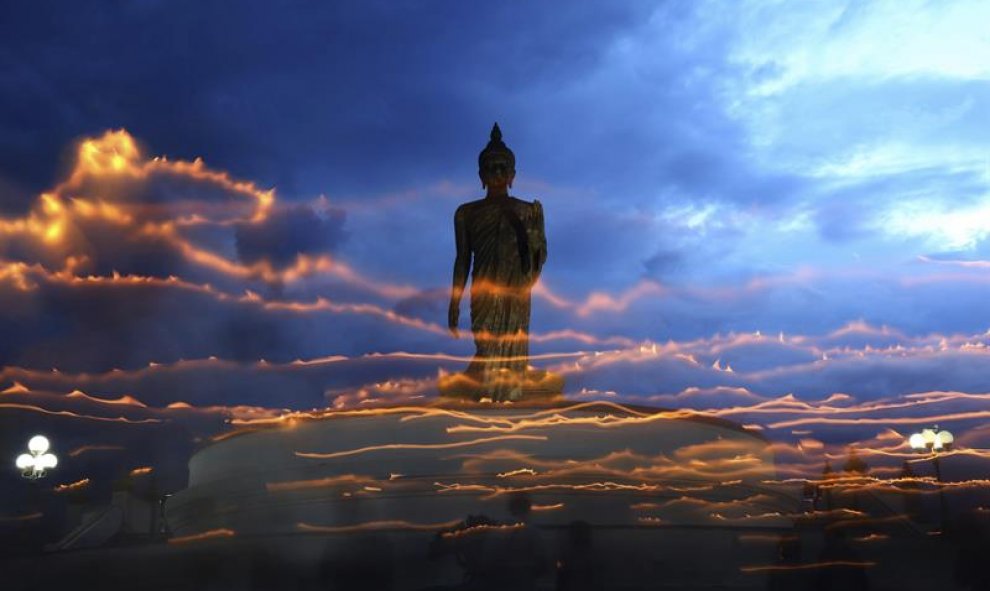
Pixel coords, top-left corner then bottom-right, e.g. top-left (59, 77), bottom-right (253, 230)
top-left (908, 426), bottom-right (951, 530)
top-left (909, 427), bottom-right (953, 454)
top-left (15, 435), bottom-right (58, 480)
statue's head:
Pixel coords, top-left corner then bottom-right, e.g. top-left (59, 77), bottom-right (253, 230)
top-left (478, 122), bottom-right (515, 190)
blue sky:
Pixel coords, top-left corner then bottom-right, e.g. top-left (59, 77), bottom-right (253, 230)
top-left (1, 0), bottom-right (990, 494)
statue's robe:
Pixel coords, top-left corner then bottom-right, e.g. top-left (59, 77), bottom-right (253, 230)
top-left (455, 196), bottom-right (546, 401)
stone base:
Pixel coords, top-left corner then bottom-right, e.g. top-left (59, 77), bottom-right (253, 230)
top-left (437, 368), bottom-right (564, 401)
top-left (161, 402), bottom-right (782, 590)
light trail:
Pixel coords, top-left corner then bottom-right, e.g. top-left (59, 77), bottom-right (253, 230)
top-left (440, 522), bottom-right (525, 538)
top-left (0, 512), bottom-right (43, 523)
top-left (168, 528), bottom-right (236, 545)
top-left (1, 381), bottom-right (30, 394)
top-left (0, 402), bottom-right (162, 424)
top-left (740, 561), bottom-right (876, 573)
top-left (295, 435), bottom-right (548, 460)
top-left (68, 445), bottom-right (126, 457)
top-left (443, 409), bottom-right (711, 434)
top-left (768, 410), bottom-right (990, 429)
top-left (53, 479), bottom-right (91, 493)
top-left (532, 280), bottom-right (667, 317)
top-left (434, 480), bottom-right (689, 500)
top-left (298, 519), bottom-right (462, 534)
top-left (0, 259), bottom-right (630, 348)
top-left (266, 474), bottom-right (386, 493)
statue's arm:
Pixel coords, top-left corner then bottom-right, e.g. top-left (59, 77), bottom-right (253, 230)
top-left (448, 206), bottom-right (471, 337)
top-left (531, 200), bottom-right (547, 279)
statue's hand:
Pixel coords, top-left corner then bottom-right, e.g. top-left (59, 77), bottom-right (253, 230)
top-left (448, 302), bottom-right (460, 338)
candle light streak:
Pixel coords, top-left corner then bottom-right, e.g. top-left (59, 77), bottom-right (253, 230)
top-left (853, 533), bottom-right (889, 542)
top-left (0, 258), bottom-right (634, 348)
top-left (168, 528), bottom-right (236, 545)
top-left (266, 474), bottom-right (389, 493)
top-left (0, 402), bottom-right (162, 424)
top-left (740, 561), bottom-right (876, 573)
top-left (298, 519), bottom-right (463, 534)
top-left (768, 410), bottom-right (990, 429)
top-left (434, 480), bottom-right (699, 500)
top-left (67, 445), bottom-right (126, 457)
top-left (295, 435), bottom-right (548, 460)
top-left (0, 512), bottom-right (43, 523)
top-left (439, 522), bottom-right (525, 538)
top-left (53, 479), bottom-right (91, 493)
top-left (1, 381), bottom-right (31, 394)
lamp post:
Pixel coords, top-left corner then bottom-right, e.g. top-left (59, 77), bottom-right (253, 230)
top-left (15, 435), bottom-right (58, 480)
top-left (908, 426), bottom-right (952, 530)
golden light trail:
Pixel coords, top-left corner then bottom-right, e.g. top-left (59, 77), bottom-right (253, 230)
top-left (266, 474), bottom-right (386, 493)
top-left (0, 402), bottom-right (162, 424)
top-left (0, 258), bottom-right (630, 348)
top-left (829, 446), bottom-right (990, 461)
top-left (66, 390), bottom-right (147, 407)
top-left (440, 522), bottom-right (525, 538)
top-left (740, 561), bottom-right (876, 573)
top-left (68, 445), bottom-right (126, 457)
top-left (853, 533), bottom-right (889, 542)
top-left (0, 129), bottom-right (427, 299)
top-left (0, 512), bottom-right (43, 523)
top-left (233, 400), bottom-right (661, 431)
top-left (129, 467), bottom-right (153, 476)
top-left (497, 468), bottom-right (539, 478)
top-left (230, 404), bottom-right (487, 429)
top-left (644, 494), bottom-right (785, 514)
top-left (298, 519), bottom-right (462, 534)
top-left (702, 392), bottom-right (961, 420)
top-left (53, 479), bottom-right (91, 493)
top-left (168, 528), bottom-right (237, 545)
top-left (818, 477), bottom-right (990, 493)
top-left (470, 456), bottom-right (776, 486)
top-left (295, 435), bottom-right (548, 460)
top-left (443, 408), bottom-right (707, 434)
top-left (768, 410), bottom-right (990, 429)
top-left (1, 381), bottom-right (30, 394)
top-left (434, 480), bottom-right (685, 500)
top-left (532, 280), bottom-right (666, 317)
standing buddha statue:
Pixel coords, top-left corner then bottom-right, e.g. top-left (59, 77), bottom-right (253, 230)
top-left (442, 123), bottom-right (563, 402)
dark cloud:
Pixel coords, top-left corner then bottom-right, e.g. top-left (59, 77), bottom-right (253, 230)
top-left (0, 0), bottom-right (655, 200)
top-left (392, 287), bottom-right (447, 323)
top-left (235, 203), bottom-right (347, 266)
top-left (642, 247), bottom-right (684, 278)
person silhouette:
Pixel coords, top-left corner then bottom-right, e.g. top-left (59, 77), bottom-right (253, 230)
top-left (481, 493), bottom-right (548, 590)
top-left (556, 520), bottom-right (597, 591)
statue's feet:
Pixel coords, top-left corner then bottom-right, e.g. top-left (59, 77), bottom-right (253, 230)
top-left (437, 368), bottom-right (564, 402)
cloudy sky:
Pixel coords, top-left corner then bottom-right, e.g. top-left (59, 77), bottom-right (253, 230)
top-left (1, 0), bottom-right (990, 508)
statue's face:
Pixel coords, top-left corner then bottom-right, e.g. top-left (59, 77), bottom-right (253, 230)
top-left (480, 155), bottom-right (514, 190)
